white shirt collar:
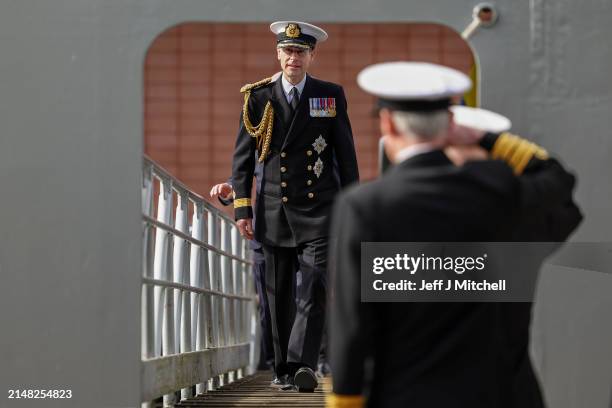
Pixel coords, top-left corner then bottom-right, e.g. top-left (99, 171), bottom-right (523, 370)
top-left (395, 143), bottom-right (439, 163)
top-left (281, 74), bottom-right (307, 102)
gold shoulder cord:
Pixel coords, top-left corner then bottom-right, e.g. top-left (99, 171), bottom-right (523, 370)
top-left (240, 77), bottom-right (275, 163)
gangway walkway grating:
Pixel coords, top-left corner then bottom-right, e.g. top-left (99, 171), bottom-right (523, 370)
top-left (174, 372), bottom-right (329, 407)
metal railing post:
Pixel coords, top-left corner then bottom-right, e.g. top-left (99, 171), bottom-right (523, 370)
top-left (190, 202), bottom-right (208, 396)
top-left (221, 218), bottom-right (236, 383)
top-left (153, 176), bottom-right (176, 407)
top-left (173, 191), bottom-right (192, 401)
top-left (220, 218), bottom-right (235, 347)
top-left (231, 224), bottom-right (243, 344)
top-left (207, 211), bottom-right (222, 391)
top-left (141, 163), bottom-right (155, 408)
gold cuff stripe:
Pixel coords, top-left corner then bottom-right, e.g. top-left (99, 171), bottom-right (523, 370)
top-left (508, 139), bottom-right (532, 169)
top-left (491, 132), bottom-right (548, 175)
top-left (491, 132), bottom-right (511, 159)
top-left (534, 147), bottom-right (549, 160)
top-left (501, 137), bottom-right (521, 162)
top-left (493, 132), bottom-right (518, 160)
top-left (515, 144), bottom-right (538, 175)
top-left (326, 394), bottom-right (365, 408)
top-left (233, 198), bottom-right (252, 208)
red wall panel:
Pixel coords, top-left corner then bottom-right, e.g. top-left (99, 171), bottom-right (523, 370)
top-left (144, 23), bottom-right (473, 212)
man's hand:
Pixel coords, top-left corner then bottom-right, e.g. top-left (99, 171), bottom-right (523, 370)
top-left (445, 121), bottom-right (489, 166)
top-left (237, 218), bottom-right (254, 240)
top-left (209, 183), bottom-right (233, 200)
top-left (445, 145), bottom-right (489, 166)
top-left (446, 122), bottom-right (486, 146)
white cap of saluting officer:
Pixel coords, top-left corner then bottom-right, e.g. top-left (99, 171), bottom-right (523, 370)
top-left (357, 61), bottom-right (512, 167)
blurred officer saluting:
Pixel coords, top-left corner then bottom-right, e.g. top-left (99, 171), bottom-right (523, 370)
top-left (327, 62), bottom-right (582, 408)
top-left (231, 21), bottom-right (359, 392)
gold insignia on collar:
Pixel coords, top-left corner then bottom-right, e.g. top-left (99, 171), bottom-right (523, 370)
top-left (285, 23), bottom-right (301, 38)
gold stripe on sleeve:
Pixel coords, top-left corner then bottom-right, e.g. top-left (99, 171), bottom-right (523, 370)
top-left (491, 132), bottom-right (549, 175)
top-left (492, 132), bottom-right (515, 160)
top-left (534, 146), bottom-right (549, 160)
top-left (326, 394), bottom-right (365, 408)
top-left (508, 139), bottom-right (533, 169)
top-left (233, 198), bottom-right (252, 208)
top-left (514, 144), bottom-right (537, 175)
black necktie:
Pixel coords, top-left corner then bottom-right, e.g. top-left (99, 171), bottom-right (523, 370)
top-left (290, 87), bottom-right (300, 112)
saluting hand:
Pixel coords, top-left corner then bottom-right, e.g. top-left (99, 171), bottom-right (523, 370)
top-left (446, 122), bottom-right (485, 146)
top-left (445, 121), bottom-right (488, 166)
top-left (209, 183), bottom-right (233, 200)
top-left (445, 145), bottom-right (488, 166)
top-left (237, 218), bottom-right (254, 240)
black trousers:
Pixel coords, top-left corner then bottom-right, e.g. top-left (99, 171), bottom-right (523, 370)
top-left (263, 237), bottom-right (328, 376)
top-left (252, 248), bottom-right (274, 370)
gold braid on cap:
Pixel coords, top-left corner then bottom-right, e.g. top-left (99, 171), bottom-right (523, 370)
top-left (240, 77), bottom-right (275, 163)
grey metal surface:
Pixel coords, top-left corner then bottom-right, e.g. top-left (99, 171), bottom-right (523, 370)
top-left (0, 0), bottom-right (610, 407)
top-left (0, 1), bottom-right (145, 407)
top-left (141, 343), bottom-right (250, 402)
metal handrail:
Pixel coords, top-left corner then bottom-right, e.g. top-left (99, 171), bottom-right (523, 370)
top-left (143, 155), bottom-right (236, 224)
top-left (142, 277), bottom-right (254, 301)
top-left (142, 215), bottom-right (253, 265)
top-left (141, 156), bottom-right (257, 407)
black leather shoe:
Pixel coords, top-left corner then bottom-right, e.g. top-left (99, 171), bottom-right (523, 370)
top-left (294, 367), bottom-right (318, 392)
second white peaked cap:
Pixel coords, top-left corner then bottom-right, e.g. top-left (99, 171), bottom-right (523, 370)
top-left (357, 62), bottom-right (472, 103)
top-left (450, 105), bottom-right (512, 133)
top-left (270, 21), bottom-right (328, 49)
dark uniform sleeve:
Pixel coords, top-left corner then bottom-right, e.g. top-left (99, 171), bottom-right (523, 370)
top-left (480, 132), bottom-right (583, 241)
top-left (231, 99), bottom-right (257, 220)
top-left (331, 87), bottom-right (359, 187)
top-left (327, 193), bottom-right (371, 408)
top-left (520, 161), bottom-right (583, 241)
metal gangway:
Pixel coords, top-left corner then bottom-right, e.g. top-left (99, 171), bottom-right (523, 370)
top-left (141, 157), bottom-right (258, 407)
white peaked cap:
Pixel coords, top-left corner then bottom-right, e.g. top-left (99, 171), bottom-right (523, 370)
top-left (450, 105), bottom-right (512, 133)
top-left (357, 62), bottom-right (472, 103)
top-left (270, 21), bottom-right (328, 48)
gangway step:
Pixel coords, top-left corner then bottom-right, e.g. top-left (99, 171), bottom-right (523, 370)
top-left (175, 371), bottom-right (329, 407)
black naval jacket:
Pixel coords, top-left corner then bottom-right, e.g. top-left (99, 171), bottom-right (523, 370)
top-left (232, 74), bottom-right (359, 247)
top-left (329, 133), bottom-right (582, 408)
top-left (219, 154), bottom-right (263, 253)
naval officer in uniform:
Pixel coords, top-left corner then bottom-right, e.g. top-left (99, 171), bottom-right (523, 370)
top-left (231, 21), bottom-right (359, 391)
top-left (327, 62), bottom-right (582, 407)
